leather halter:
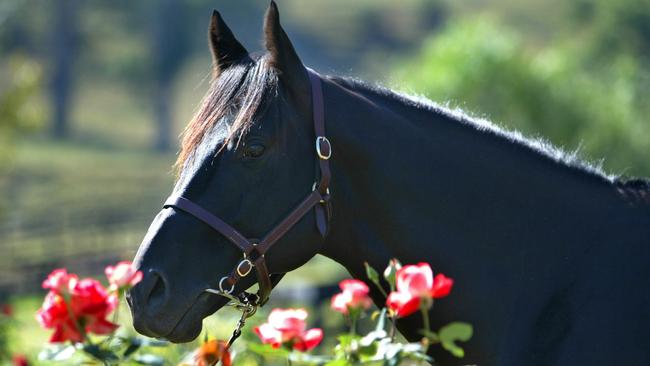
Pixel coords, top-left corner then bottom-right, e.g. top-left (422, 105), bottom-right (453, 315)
top-left (163, 70), bottom-right (331, 308)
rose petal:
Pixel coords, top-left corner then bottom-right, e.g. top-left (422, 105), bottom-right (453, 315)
top-left (254, 323), bottom-right (282, 348)
top-left (86, 317), bottom-right (119, 335)
top-left (431, 273), bottom-right (454, 298)
top-left (268, 308), bottom-right (307, 340)
top-left (396, 263), bottom-right (433, 297)
top-left (339, 279), bottom-right (369, 295)
top-left (386, 291), bottom-right (421, 318)
top-left (294, 328), bottom-right (323, 351)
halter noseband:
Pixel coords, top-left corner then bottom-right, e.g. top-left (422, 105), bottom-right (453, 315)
top-left (162, 70), bottom-right (331, 310)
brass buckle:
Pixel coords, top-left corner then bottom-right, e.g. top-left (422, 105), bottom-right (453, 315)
top-left (236, 258), bottom-right (253, 277)
top-left (316, 136), bottom-right (332, 160)
top-left (219, 276), bottom-right (235, 294)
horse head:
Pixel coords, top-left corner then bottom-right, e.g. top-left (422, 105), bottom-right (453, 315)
top-left (127, 2), bottom-right (330, 343)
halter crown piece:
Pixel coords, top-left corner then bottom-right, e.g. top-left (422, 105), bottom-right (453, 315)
top-left (162, 69), bottom-right (332, 346)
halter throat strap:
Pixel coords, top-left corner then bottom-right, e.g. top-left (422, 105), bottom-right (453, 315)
top-left (162, 69), bottom-right (331, 306)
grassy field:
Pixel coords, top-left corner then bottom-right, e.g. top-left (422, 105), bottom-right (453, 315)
top-left (0, 138), bottom-right (175, 294)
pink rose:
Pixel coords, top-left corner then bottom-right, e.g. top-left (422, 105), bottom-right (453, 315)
top-left (253, 308), bottom-right (323, 351)
top-left (331, 279), bottom-right (373, 314)
top-left (41, 269), bottom-right (78, 294)
top-left (386, 262), bottom-right (454, 318)
top-left (105, 261), bottom-right (143, 291)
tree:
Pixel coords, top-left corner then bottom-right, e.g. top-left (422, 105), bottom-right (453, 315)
top-left (391, 19), bottom-right (650, 176)
top-left (50, 0), bottom-right (79, 139)
top-left (151, 0), bottom-right (189, 152)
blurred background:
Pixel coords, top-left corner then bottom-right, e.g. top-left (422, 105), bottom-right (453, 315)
top-left (0, 0), bottom-right (648, 360)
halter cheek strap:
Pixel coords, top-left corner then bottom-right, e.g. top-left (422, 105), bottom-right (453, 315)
top-left (162, 69), bottom-right (331, 308)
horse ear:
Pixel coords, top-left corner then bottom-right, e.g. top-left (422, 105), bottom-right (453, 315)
top-left (209, 10), bottom-right (248, 78)
top-left (264, 1), bottom-right (309, 98)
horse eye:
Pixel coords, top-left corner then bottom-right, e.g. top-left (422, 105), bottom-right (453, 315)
top-left (243, 143), bottom-right (265, 159)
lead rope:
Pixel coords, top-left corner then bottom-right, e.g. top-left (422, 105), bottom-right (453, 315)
top-left (204, 288), bottom-right (259, 350)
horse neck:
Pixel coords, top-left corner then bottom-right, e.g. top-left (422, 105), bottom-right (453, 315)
top-left (318, 77), bottom-right (636, 286)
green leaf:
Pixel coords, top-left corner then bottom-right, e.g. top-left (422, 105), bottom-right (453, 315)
top-left (82, 344), bottom-right (119, 362)
top-left (364, 262), bottom-right (381, 288)
top-left (123, 341), bottom-right (141, 358)
top-left (438, 322), bottom-right (473, 358)
top-left (337, 334), bottom-right (359, 348)
top-left (358, 341), bottom-right (378, 358)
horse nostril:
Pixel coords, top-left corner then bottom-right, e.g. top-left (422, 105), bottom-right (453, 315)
top-left (147, 272), bottom-right (167, 309)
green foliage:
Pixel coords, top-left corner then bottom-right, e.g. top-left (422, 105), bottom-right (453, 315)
top-left (0, 311), bottom-right (11, 361)
top-left (391, 18), bottom-right (650, 176)
top-left (437, 322), bottom-right (473, 358)
top-left (572, 0), bottom-right (650, 63)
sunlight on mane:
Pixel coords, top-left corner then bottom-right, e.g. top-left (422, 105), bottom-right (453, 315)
top-left (342, 76), bottom-right (617, 181)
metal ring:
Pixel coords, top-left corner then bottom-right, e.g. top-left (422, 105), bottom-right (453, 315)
top-left (219, 276), bottom-right (235, 294)
top-left (312, 182), bottom-right (331, 195)
top-left (236, 259), bottom-right (253, 277)
top-left (316, 136), bottom-right (332, 160)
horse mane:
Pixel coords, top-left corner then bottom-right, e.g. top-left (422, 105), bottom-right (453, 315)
top-left (177, 64), bottom-right (632, 189)
top-left (176, 56), bottom-right (278, 174)
top-left (328, 75), bottom-right (617, 182)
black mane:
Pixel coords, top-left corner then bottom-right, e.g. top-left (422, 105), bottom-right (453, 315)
top-left (177, 56), bottom-right (278, 173)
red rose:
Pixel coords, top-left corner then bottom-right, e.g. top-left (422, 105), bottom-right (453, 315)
top-left (36, 275), bottom-right (118, 343)
top-left (331, 279), bottom-right (373, 315)
top-left (105, 261), bottom-right (143, 291)
top-left (42, 269), bottom-right (78, 294)
top-left (386, 263), bottom-right (453, 318)
top-left (1, 304), bottom-right (12, 317)
top-left (36, 291), bottom-right (84, 343)
top-left (12, 354), bottom-right (29, 366)
top-left (253, 308), bottom-right (323, 351)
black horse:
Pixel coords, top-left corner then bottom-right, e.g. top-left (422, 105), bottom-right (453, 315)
top-left (128, 3), bottom-right (650, 365)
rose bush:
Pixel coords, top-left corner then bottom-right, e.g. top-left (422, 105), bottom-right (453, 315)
top-left (33, 262), bottom-right (175, 365)
top-left (31, 259), bottom-right (471, 365)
